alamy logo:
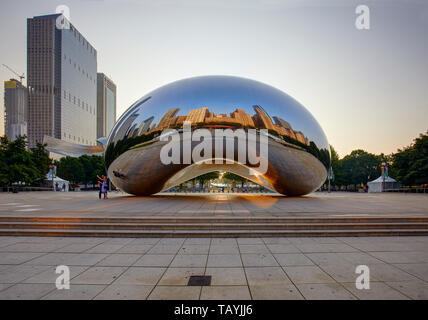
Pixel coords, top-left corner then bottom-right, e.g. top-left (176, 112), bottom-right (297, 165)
top-left (159, 121), bottom-right (269, 174)
top-left (355, 5), bottom-right (370, 30)
top-left (355, 265), bottom-right (370, 289)
top-left (55, 265), bottom-right (70, 290)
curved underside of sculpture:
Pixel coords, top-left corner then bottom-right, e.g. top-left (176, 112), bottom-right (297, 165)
top-left (105, 76), bottom-right (330, 196)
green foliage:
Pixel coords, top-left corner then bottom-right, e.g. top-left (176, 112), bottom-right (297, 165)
top-left (341, 149), bottom-right (381, 185)
top-left (391, 131), bottom-right (428, 186)
top-left (0, 135), bottom-right (49, 186)
top-left (329, 131), bottom-right (427, 188)
top-left (56, 155), bottom-right (105, 185)
top-left (223, 172), bottom-right (247, 187)
top-left (196, 171), bottom-right (220, 188)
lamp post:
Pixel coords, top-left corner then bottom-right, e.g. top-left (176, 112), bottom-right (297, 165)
top-left (382, 162), bottom-right (386, 192)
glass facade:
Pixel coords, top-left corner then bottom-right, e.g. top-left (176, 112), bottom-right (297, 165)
top-left (106, 86), bottom-right (116, 137)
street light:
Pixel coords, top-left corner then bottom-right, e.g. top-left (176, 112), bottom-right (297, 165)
top-left (382, 162), bottom-right (386, 192)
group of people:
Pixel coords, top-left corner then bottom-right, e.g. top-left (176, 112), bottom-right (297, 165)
top-left (97, 175), bottom-right (109, 199)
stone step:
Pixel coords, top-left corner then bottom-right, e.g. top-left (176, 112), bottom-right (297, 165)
top-left (0, 221), bottom-right (428, 230)
top-left (1, 228), bottom-right (428, 238)
top-left (0, 216), bottom-right (427, 224)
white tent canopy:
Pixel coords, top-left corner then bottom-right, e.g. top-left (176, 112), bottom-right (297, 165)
top-left (367, 175), bottom-right (400, 193)
top-left (45, 173), bottom-right (70, 191)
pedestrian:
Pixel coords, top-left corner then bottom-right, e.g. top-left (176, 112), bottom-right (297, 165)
top-left (101, 179), bottom-right (108, 199)
top-left (97, 175), bottom-right (107, 199)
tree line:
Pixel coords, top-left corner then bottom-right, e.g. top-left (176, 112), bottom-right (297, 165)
top-left (329, 131), bottom-right (427, 188)
top-left (0, 132), bottom-right (426, 190)
top-left (0, 135), bottom-right (106, 188)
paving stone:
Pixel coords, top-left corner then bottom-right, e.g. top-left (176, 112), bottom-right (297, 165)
top-left (305, 253), bottom-right (350, 266)
top-left (207, 255), bottom-right (242, 267)
top-left (0, 265), bottom-right (51, 283)
top-left (127, 238), bottom-right (161, 245)
top-left (392, 263), bottom-right (428, 281)
top-left (42, 284), bottom-right (106, 300)
top-left (241, 254), bottom-right (278, 267)
top-left (148, 286), bottom-right (201, 300)
top-left (205, 267), bottom-right (247, 286)
top-left (159, 267), bottom-right (205, 285)
top-left (209, 245), bottom-right (239, 254)
top-left (274, 253), bottom-right (314, 266)
top-left (336, 252), bottom-right (385, 265)
top-left (94, 284), bottom-right (154, 300)
top-left (170, 255), bottom-right (207, 267)
top-left (133, 254), bottom-right (175, 267)
top-left (85, 244), bottom-right (125, 254)
top-left (237, 238), bottom-right (264, 245)
top-left (386, 281), bottom-right (428, 300)
top-left (250, 284), bottom-right (304, 300)
top-left (147, 245), bottom-right (181, 255)
top-left (245, 267), bottom-right (291, 286)
top-left (54, 243), bottom-right (100, 253)
top-left (262, 238), bottom-right (291, 245)
top-left (178, 245), bottom-right (210, 255)
top-left (115, 267), bottom-right (166, 285)
top-left (266, 244), bottom-right (300, 254)
top-left (297, 283), bottom-right (357, 300)
top-left (369, 264), bottom-right (419, 282)
top-left (117, 245), bottom-right (154, 254)
top-left (201, 286), bottom-right (251, 300)
top-left (343, 282), bottom-right (410, 300)
top-left (283, 266), bottom-right (336, 284)
top-left (0, 252), bottom-right (45, 265)
top-left (211, 238), bottom-right (237, 246)
top-left (23, 266), bottom-right (88, 283)
top-left (72, 266), bottom-right (127, 284)
top-left (0, 283), bottom-right (55, 299)
top-left (239, 245), bottom-right (269, 254)
top-left (96, 254), bottom-right (141, 267)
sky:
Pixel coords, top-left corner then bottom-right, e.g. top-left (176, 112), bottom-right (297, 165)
top-left (0, 0), bottom-right (427, 158)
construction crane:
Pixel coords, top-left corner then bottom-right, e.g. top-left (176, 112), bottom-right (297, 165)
top-left (2, 64), bottom-right (25, 83)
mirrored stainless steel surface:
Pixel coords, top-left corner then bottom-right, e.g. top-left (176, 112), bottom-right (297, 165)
top-left (105, 76), bottom-right (330, 196)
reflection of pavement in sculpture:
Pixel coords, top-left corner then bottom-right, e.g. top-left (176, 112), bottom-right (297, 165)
top-left (104, 76), bottom-right (331, 196)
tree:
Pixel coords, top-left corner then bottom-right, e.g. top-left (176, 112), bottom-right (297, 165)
top-left (329, 145), bottom-right (345, 186)
top-left (391, 131), bottom-right (428, 186)
top-left (0, 135), bottom-right (40, 187)
top-left (56, 156), bottom-right (85, 185)
top-left (30, 142), bottom-right (51, 182)
top-left (341, 149), bottom-right (381, 186)
top-left (197, 171), bottom-right (220, 189)
top-left (223, 172), bottom-right (247, 188)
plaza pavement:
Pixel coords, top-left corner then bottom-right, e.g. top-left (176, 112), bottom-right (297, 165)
top-left (0, 235), bottom-right (428, 299)
top-left (0, 191), bottom-right (427, 218)
top-left (0, 191), bottom-right (427, 299)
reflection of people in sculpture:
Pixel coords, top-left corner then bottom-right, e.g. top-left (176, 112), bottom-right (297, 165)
top-left (113, 170), bottom-right (127, 179)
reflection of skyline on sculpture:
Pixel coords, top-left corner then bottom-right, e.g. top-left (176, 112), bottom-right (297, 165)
top-left (105, 76), bottom-right (330, 196)
top-left (112, 105), bottom-right (310, 146)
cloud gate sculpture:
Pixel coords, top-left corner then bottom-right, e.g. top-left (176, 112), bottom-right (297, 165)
top-left (105, 76), bottom-right (330, 196)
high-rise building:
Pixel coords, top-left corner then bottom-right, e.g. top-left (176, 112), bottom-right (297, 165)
top-left (156, 108), bottom-right (179, 130)
top-left (231, 108), bottom-right (255, 127)
top-left (27, 13), bottom-right (97, 148)
top-left (97, 73), bottom-right (116, 139)
top-left (4, 79), bottom-right (28, 141)
top-left (186, 107), bottom-right (208, 124)
top-left (252, 105), bottom-right (275, 130)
